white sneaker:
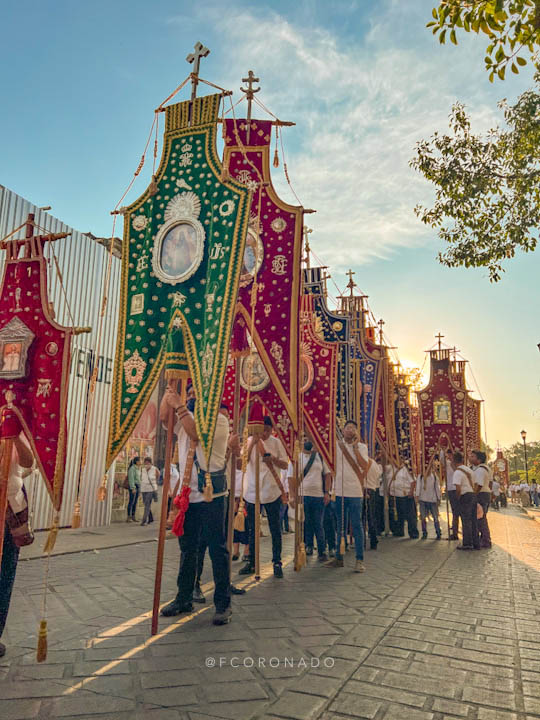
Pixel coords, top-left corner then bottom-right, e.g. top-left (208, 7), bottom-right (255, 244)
top-left (354, 560), bottom-right (365, 573)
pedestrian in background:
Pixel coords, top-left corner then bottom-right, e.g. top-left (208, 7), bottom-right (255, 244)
top-left (140, 456), bottom-right (159, 526)
top-left (127, 457), bottom-right (141, 522)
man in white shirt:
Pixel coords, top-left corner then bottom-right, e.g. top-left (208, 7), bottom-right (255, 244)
top-left (417, 469), bottom-right (442, 540)
top-left (239, 416), bottom-right (288, 578)
top-left (159, 389), bottom-right (239, 625)
top-left (326, 420), bottom-right (368, 573)
top-left (365, 455), bottom-right (382, 550)
top-left (1, 433), bottom-right (34, 658)
top-left (453, 450), bottom-right (479, 550)
top-left (390, 463), bottom-right (419, 539)
top-left (288, 437), bottom-right (331, 561)
top-left (444, 449), bottom-right (459, 540)
top-left (470, 449), bottom-right (492, 549)
top-left (140, 457), bottom-right (159, 526)
top-left (491, 478), bottom-right (501, 510)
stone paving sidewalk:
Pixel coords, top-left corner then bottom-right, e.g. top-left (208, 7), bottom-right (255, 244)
top-left (2, 506), bottom-right (540, 720)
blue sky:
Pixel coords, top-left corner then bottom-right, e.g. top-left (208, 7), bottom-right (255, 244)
top-left (2, 0), bottom-right (538, 448)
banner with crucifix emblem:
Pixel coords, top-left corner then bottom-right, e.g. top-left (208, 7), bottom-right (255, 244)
top-left (220, 103), bottom-right (304, 452)
top-left (107, 91), bottom-right (251, 466)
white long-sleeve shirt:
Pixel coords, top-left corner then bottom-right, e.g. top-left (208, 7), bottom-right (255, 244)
top-left (417, 473), bottom-right (441, 503)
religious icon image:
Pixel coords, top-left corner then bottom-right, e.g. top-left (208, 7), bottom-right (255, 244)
top-left (239, 350), bottom-right (270, 392)
top-left (160, 222), bottom-right (199, 278)
top-left (239, 228), bottom-right (264, 288)
top-left (1, 341), bottom-right (22, 372)
top-left (433, 398), bottom-right (452, 424)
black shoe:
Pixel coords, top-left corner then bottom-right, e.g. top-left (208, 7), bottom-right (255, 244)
top-left (213, 607), bottom-right (232, 625)
top-left (449, 534), bottom-right (459, 541)
top-left (0, 642), bottom-right (5, 658)
top-left (273, 563), bottom-right (283, 578)
top-left (232, 554), bottom-right (239, 561)
top-left (457, 545), bottom-right (473, 551)
top-left (230, 584), bottom-right (246, 595)
top-left (193, 584), bottom-right (206, 604)
top-left (238, 563), bottom-right (255, 576)
top-left (421, 532), bottom-right (427, 540)
top-left (436, 534), bottom-right (442, 540)
top-left (318, 553), bottom-right (328, 562)
top-left (409, 533), bottom-right (419, 539)
top-left (370, 544), bottom-right (378, 551)
top-left (160, 599), bottom-right (193, 617)
top-left (140, 522), bottom-right (146, 526)
top-left (306, 546), bottom-right (314, 556)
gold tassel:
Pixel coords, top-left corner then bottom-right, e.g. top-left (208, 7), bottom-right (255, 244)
top-left (273, 148), bottom-right (279, 168)
top-left (339, 537), bottom-right (346, 555)
top-left (43, 518), bottom-right (59, 554)
top-left (234, 500), bottom-right (245, 531)
top-left (36, 620), bottom-right (48, 663)
top-left (71, 501), bottom-right (81, 529)
top-left (96, 475), bottom-right (107, 502)
top-left (203, 472), bottom-right (213, 502)
top-left (148, 175), bottom-right (158, 196)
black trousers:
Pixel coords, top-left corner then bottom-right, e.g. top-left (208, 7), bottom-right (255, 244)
top-left (246, 497), bottom-right (282, 565)
top-left (458, 492), bottom-right (479, 549)
top-left (323, 502), bottom-right (336, 551)
top-left (477, 491), bottom-right (492, 546)
top-left (448, 489), bottom-right (460, 537)
top-left (0, 525), bottom-right (19, 638)
top-left (394, 496), bottom-right (419, 538)
top-left (176, 496), bottom-right (230, 612)
top-left (375, 492), bottom-right (385, 534)
top-left (366, 489), bottom-right (379, 549)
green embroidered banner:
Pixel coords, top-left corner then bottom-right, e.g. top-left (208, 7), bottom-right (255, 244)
top-left (107, 93), bottom-right (251, 465)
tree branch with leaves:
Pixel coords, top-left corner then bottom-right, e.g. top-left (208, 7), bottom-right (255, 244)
top-left (428, 0), bottom-right (540, 79)
top-left (410, 75), bottom-right (540, 281)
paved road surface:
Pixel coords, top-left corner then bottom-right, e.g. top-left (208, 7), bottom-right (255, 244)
top-left (2, 505), bottom-right (540, 720)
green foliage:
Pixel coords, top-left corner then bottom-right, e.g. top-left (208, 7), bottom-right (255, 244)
top-left (428, 1), bottom-right (540, 80)
top-left (410, 74), bottom-right (540, 281)
top-left (503, 439), bottom-right (540, 480)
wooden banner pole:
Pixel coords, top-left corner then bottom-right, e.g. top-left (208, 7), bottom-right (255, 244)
top-left (151, 377), bottom-right (183, 635)
top-left (254, 447), bottom-right (261, 581)
top-left (0, 438), bottom-right (14, 567)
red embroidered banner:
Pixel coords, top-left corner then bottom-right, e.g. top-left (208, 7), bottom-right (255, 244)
top-left (416, 349), bottom-right (468, 474)
top-left (221, 119), bottom-right (303, 455)
top-left (300, 295), bottom-right (338, 472)
top-left (0, 218), bottom-right (82, 510)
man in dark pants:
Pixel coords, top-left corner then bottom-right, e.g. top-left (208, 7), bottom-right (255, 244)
top-left (323, 502), bottom-right (337, 556)
top-left (444, 449), bottom-right (460, 540)
top-left (470, 449), bottom-right (492, 549)
top-left (239, 416), bottom-right (288, 578)
top-left (365, 456), bottom-right (383, 550)
top-left (392, 464), bottom-right (419, 539)
top-left (453, 451), bottom-right (479, 550)
top-left (160, 390), bottom-right (239, 625)
top-left (1, 434), bottom-right (34, 657)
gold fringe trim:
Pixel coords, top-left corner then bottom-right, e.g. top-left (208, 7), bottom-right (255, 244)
top-left (36, 620), bottom-right (48, 663)
top-left (165, 368), bottom-right (190, 381)
top-left (71, 501), bottom-right (81, 529)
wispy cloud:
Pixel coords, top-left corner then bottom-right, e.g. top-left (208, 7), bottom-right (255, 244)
top-left (167, 1), bottom-right (508, 276)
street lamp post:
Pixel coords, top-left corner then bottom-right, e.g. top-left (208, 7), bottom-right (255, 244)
top-left (521, 430), bottom-right (529, 484)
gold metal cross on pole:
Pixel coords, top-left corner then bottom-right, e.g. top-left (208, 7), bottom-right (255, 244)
top-left (435, 332), bottom-right (444, 351)
top-left (240, 70), bottom-right (260, 143)
top-left (303, 226), bottom-right (313, 268)
top-left (186, 41), bottom-right (210, 102)
top-left (346, 269), bottom-right (356, 297)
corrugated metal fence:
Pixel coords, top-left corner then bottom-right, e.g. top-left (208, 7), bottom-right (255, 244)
top-left (0, 186), bottom-right (120, 529)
